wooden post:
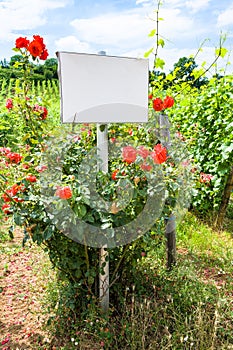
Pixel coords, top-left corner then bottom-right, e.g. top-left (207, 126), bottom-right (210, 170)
top-left (215, 165), bottom-right (233, 228)
top-left (165, 214), bottom-right (176, 269)
top-left (97, 123), bottom-right (109, 313)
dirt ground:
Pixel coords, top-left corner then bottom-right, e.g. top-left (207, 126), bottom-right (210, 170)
top-left (0, 229), bottom-right (53, 350)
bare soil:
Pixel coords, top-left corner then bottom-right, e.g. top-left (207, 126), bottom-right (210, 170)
top-left (0, 229), bottom-right (53, 350)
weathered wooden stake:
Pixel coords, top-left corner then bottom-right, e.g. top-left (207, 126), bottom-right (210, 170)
top-left (165, 214), bottom-right (176, 269)
top-left (216, 165), bottom-right (233, 228)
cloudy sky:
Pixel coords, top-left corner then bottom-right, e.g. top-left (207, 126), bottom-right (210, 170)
top-left (0, 0), bottom-right (233, 73)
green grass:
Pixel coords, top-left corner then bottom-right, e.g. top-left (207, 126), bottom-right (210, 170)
top-left (1, 211), bottom-right (233, 349)
top-left (39, 212), bottom-right (233, 349)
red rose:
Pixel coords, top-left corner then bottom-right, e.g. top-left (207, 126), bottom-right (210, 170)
top-left (0, 147), bottom-right (11, 155)
top-left (15, 37), bottom-right (29, 49)
top-left (2, 193), bottom-right (11, 202)
top-left (111, 169), bottom-right (119, 181)
top-left (122, 146), bottom-right (137, 164)
top-left (55, 186), bottom-right (72, 200)
top-left (2, 184), bottom-right (23, 202)
top-left (140, 163), bottom-right (152, 171)
top-left (10, 184), bottom-right (21, 196)
top-left (28, 39), bottom-right (44, 58)
top-left (34, 104), bottom-right (48, 119)
top-left (33, 35), bottom-right (45, 47)
top-left (137, 146), bottom-right (150, 159)
top-left (6, 152), bottom-right (23, 164)
top-left (163, 96), bottom-right (174, 109)
top-left (148, 93), bottom-right (153, 99)
top-left (1, 203), bottom-right (11, 215)
top-left (6, 98), bottom-right (13, 110)
top-left (26, 174), bottom-right (37, 183)
top-left (151, 144), bottom-right (167, 164)
top-left (200, 172), bottom-right (213, 183)
top-left (153, 98), bottom-right (164, 111)
top-left (35, 164), bottom-right (47, 172)
top-left (110, 137), bottom-right (116, 143)
top-left (39, 49), bottom-right (49, 60)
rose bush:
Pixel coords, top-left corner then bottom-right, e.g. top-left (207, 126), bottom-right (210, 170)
top-left (0, 36), bottom-right (191, 321)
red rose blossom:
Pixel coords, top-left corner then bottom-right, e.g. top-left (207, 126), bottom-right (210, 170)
top-left (137, 146), bottom-right (150, 159)
top-left (151, 144), bottom-right (167, 164)
top-left (6, 152), bottom-right (23, 164)
top-left (28, 39), bottom-right (44, 58)
top-left (34, 104), bottom-right (48, 119)
top-left (140, 163), bottom-right (152, 171)
top-left (6, 98), bottom-right (13, 110)
top-left (200, 172), bottom-right (213, 183)
top-left (2, 193), bottom-right (11, 202)
top-left (26, 174), bottom-right (37, 183)
top-left (122, 146), bottom-right (137, 164)
top-left (0, 147), bottom-right (11, 155)
top-left (15, 37), bottom-right (29, 49)
top-left (2, 203), bottom-right (11, 215)
top-left (111, 169), bottom-right (119, 181)
top-left (35, 164), bottom-right (48, 172)
top-left (39, 48), bottom-right (49, 60)
top-left (153, 98), bottom-right (164, 111)
top-left (163, 96), bottom-right (174, 109)
top-left (55, 186), bottom-right (72, 200)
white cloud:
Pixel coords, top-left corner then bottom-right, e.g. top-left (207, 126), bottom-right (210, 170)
top-left (69, 5), bottom-right (199, 57)
top-left (217, 4), bottom-right (233, 27)
top-left (185, 0), bottom-right (210, 13)
top-left (55, 36), bottom-right (91, 53)
top-left (70, 10), bottom-right (153, 51)
top-left (135, 0), bottom-right (152, 6)
top-left (0, 0), bottom-right (69, 40)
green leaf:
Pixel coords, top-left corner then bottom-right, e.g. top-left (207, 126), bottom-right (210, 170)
top-left (158, 39), bottom-right (165, 48)
top-left (215, 47), bottom-right (228, 58)
top-left (144, 47), bottom-right (154, 58)
top-left (14, 213), bottom-right (22, 225)
top-left (148, 29), bottom-right (156, 37)
top-left (43, 226), bottom-right (54, 240)
top-left (155, 57), bottom-right (165, 69)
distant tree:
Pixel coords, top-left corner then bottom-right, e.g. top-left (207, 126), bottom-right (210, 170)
top-left (171, 56), bottom-right (208, 88)
top-left (9, 55), bottom-right (24, 66)
top-left (44, 58), bottom-right (58, 79)
top-left (0, 58), bottom-right (9, 68)
top-left (44, 58), bottom-right (58, 68)
top-left (0, 55), bottom-right (58, 83)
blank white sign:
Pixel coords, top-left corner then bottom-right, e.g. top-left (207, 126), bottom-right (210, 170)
top-left (56, 51), bottom-right (149, 123)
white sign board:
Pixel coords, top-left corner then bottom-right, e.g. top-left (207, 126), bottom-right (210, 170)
top-left (56, 51), bottom-right (149, 123)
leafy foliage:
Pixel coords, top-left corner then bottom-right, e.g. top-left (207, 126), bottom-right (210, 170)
top-left (168, 74), bottom-right (233, 213)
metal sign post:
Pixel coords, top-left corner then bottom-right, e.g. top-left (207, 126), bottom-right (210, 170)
top-left (56, 50), bottom-right (149, 314)
top-left (97, 121), bottom-right (109, 313)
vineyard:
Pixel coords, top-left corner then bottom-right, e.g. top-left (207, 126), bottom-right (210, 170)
top-left (0, 78), bottom-right (60, 102)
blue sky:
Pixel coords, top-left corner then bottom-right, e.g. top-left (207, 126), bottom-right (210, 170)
top-left (0, 0), bottom-right (233, 73)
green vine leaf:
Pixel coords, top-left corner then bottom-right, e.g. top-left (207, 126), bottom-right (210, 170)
top-left (148, 29), bottom-right (156, 37)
